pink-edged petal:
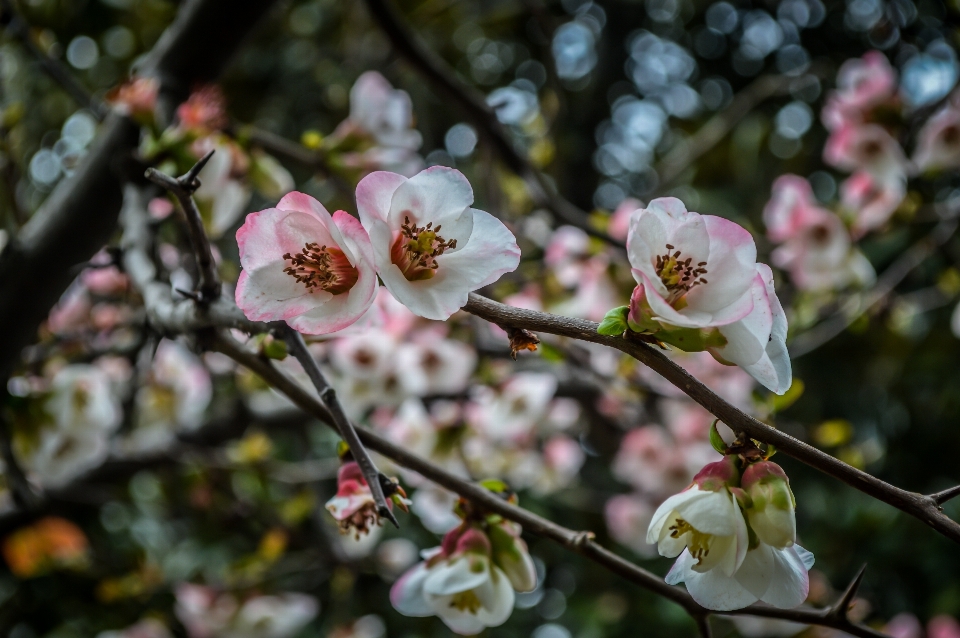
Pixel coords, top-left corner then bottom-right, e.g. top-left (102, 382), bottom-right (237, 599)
top-left (235, 265), bottom-right (327, 323)
top-left (237, 209), bottom-right (335, 270)
top-left (388, 166), bottom-right (475, 234)
top-left (278, 191), bottom-right (333, 223)
top-left (681, 215), bottom-right (757, 313)
top-left (356, 171), bottom-right (409, 225)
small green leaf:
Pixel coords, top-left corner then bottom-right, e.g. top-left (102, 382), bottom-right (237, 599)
top-left (597, 306), bottom-right (630, 336)
top-left (764, 443), bottom-right (777, 459)
top-left (709, 420), bottom-right (729, 455)
top-left (479, 478), bottom-right (510, 494)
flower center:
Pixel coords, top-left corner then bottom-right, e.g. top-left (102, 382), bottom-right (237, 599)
top-left (656, 244), bottom-right (708, 306)
top-left (449, 589), bottom-right (483, 614)
top-left (669, 518), bottom-right (712, 563)
top-left (391, 215), bottom-right (458, 281)
top-left (283, 242), bottom-right (359, 295)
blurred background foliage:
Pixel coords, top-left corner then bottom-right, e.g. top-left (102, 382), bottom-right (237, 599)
top-left (2, 0), bottom-right (960, 636)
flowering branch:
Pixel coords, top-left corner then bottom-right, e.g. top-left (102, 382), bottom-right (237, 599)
top-left (461, 293), bottom-right (960, 546)
top-left (209, 330), bottom-right (888, 638)
top-left (144, 152), bottom-right (222, 303)
top-left (279, 326), bottom-right (398, 527)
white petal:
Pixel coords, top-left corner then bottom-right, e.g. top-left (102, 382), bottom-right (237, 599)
top-left (757, 545), bottom-right (811, 609)
top-left (389, 166), bottom-right (475, 234)
top-left (673, 489), bottom-right (739, 536)
top-left (390, 562), bottom-right (434, 617)
top-left (647, 488), bottom-right (709, 543)
top-left (670, 549), bottom-right (760, 611)
top-left (423, 557), bottom-right (491, 596)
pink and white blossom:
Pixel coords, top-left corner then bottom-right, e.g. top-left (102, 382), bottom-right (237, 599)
top-left (627, 198), bottom-right (758, 329)
top-left (326, 461), bottom-right (405, 537)
top-left (608, 198), bottom-right (643, 242)
top-left (912, 104), bottom-right (960, 172)
top-left (356, 167), bottom-right (521, 320)
top-left (604, 493), bottom-right (659, 558)
top-left (174, 583), bottom-right (319, 638)
top-left (236, 191), bottom-right (378, 334)
top-left (841, 170), bottom-right (906, 237)
top-left (762, 175), bottom-right (826, 243)
top-left (821, 51), bottom-right (897, 130)
top-left (824, 124), bottom-right (907, 178)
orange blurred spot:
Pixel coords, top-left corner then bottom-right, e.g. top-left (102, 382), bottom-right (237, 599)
top-left (2, 516), bottom-right (89, 578)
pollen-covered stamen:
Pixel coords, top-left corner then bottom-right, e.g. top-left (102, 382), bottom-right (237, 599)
top-left (655, 243), bottom-right (708, 305)
top-left (449, 589), bottom-right (483, 614)
top-left (669, 518), bottom-right (712, 563)
top-left (283, 242), bottom-right (359, 295)
top-left (391, 215), bottom-right (458, 282)
top-left (337, 502), bottom-right (382, 540)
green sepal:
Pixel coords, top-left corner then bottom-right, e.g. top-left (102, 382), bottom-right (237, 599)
top-left (656, 326), bottom-right (727, 352)
top-left (597, 306), bottom-right (630, 336)
top-left (709, 420), bottom-right (729, 455)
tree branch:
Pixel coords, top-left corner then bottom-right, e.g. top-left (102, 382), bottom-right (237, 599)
top-left (144, 151), bottom-right (221, 302)
top-left (0, 0), bottom-right (280, 383)
top-left (461, 293), bottom-right (960, 546)
top-left (280, 326), bottom-right (397, 527)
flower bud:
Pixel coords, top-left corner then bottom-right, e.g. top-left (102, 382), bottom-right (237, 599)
top-left (692, 455), bottom-right (741, 492)
top-left (627, 284), bottom-right (658, 333)
top-left (741, 461), bottom-right (796, 548)
top-left (488, 521), bottom-right (537, 593)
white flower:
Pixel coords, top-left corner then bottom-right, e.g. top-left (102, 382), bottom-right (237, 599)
top-left (126, 340), bottom-right (212, 453)
top-left (195, 139), bottom-right (252, 239)
top-left (391, 530), bottom-right (516, 635)
top-left (709, 264), bottom-right (792, 395)
top-left (396, 335), bottom-right (477, 396)
top-left (465, 372), bottom-right (558, 442)
top-left (411, 484), bottom-right (462, 534)
top-left (627, 198), bottom-right (759, 329)
top-left (348, 71), bottom-right (422, 151)
top-left (233, 593), bottom-right (319, 638)
top-left (647, 483), bottom-right (749, 577)
top-left (665, 543), bottom-right (814, 611)
top-left (356, 167), bottom-right (521, 320)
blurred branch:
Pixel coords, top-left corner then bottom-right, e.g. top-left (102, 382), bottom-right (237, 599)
top-left (362, 0), bottom-right (619, 246)
top-left (144, 151), bottom-right (222, 302)
top-left (210, 329), bottom-right (888, 637)
top-left (789, 216), bottom-right (959, 358)
top-left (0, 0), bottom-right (281, 384)
top-left (461, 293), bottom-right (960, 546)
top-left (654, 74), bottom-right (796, 191)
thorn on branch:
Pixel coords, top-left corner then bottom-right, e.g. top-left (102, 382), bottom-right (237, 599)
top-left (929, 484), bottom-right (960, 507)
top-left (504, 326), bottom-right (539, 360)
top-left (174, 288), bottom-right (202, 301)
top-left (181, 149), bottom-right (215, 193)
top-left (827, 564), bottom-right (867, 620)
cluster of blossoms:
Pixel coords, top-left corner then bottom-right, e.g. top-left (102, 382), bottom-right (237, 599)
top-left (648, 449), bottom-right (814, 611)
top-left (235, 165), bottom-right (520, 331)
top-left (390, 484), bottom-right (537, 634)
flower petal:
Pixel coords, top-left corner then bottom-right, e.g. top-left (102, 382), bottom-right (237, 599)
top-left (668, 549), bottom-right (760, 611)
top-left (757, 545), bottom-right (812, 609)
top-left (388, 166), bottom-right (475, 233)
top-left (390, 562), bottom-right (434, 616)
top-left (423, 557), bottom-right (491, 596)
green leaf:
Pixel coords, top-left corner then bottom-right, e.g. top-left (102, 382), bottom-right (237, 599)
top-left (597, 306), bottom-right (629, 336)
top-left (709, 420), bottom-right (729, 454)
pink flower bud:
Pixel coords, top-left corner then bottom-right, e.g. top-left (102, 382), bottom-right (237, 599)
top-left (691, 455), bottom-right (740, 492)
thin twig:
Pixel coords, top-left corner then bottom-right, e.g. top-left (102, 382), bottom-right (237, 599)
top-left (461, 293), bottom-right (960, 546)
top-left (280, 325), bottom-right (397, 527)
top-left (144, 151), bottom-right (221, 302)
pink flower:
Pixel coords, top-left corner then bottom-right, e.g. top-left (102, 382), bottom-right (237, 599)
top-left (235, 191), bottom-right (378, 334)
top-left (627, 198), bottom-right (758, 330)
top-left (176, 84), bottom-right (227, 133)
top-left (841, 170), bottom-right (906, 237)
top-left (326, 461), bottom-right (405, 537)
top-left (545, 225), bottom-right (591, 287)
top-left (613, 426), bottom-right (690, 497)
top-left (396, 334), bottom-right (477, 396)
top-left (107, 76), bottom-right (159, 121)
top-left (824, 124), bottom-right (907, 177)
top-left (763, 175), bottom-right (826, 243)
top-left (929, 616), bottom-right (960, 638)
top-left (821, 51), bottom-right (897, 130)
top-left (608, 198), bottom-right (643, 242)
top-left (883, 613), bottom-right (922, 638)
top-left (346, 71), bottom-right (422, 152)
top-left (772, 209), bottom-right (875, 291)
top-left (604, 493), bottom-right (659, 558)
top-left (356, 167), bottom-right (520, 320)
top-left (549, 255), bottom-right (623, 322)
top-left (912, 105), bottom-right (960, 172)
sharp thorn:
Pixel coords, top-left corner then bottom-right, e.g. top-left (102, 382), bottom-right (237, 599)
top-left (181, 149), bottom-right (216, 190)
top-left (929, 484), bottom-right (960, 506)
top-left (829, 564), bottom-right (867, 619)
top-left (380, 505), bottom-right (400, 528)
